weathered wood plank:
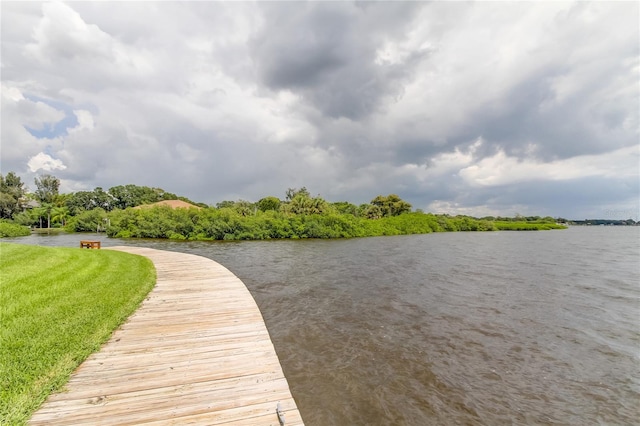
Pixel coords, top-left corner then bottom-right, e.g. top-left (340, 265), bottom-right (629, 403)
top-left (34, 382), bottom-right (295, 421)
top-left (29, 246), bottom-right (304, 425)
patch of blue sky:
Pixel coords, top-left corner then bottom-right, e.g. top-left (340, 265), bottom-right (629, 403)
top-left (23, 94), bottom-right (89, 139)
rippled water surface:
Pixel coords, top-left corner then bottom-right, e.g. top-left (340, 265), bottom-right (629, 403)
top-left (9, 227), bottom-right (639, 424)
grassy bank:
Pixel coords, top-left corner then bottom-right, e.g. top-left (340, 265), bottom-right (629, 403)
top-left (0, 243), bottom-right (156, 425)
top-left (494, 221), bottom-right (567, 230)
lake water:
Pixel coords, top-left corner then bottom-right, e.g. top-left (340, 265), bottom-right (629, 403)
top-left (6, 227), bottom-right (639, 425)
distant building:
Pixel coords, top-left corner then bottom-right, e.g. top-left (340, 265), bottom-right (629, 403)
top-left (24, 199), bottom-right (40, 209)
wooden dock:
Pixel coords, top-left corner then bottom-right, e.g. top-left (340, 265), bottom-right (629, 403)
top-left (29, 246), bottom-right (304, 426)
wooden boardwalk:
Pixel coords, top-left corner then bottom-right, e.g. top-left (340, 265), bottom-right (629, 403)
top-left (29, 246), bottom-right (304, 426)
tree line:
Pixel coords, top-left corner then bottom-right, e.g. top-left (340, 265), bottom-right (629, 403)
top-left (0, 172), bottom-right (202, 226)
top-left (0, 172), bottom-right (566, 240)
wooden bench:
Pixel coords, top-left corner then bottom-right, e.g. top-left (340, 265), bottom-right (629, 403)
top-left (80, 240), bottom-right (101, 249)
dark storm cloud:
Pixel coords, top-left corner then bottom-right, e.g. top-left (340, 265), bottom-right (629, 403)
top-left (250, 2), bottom-right (425, 120)
top-left (458, 60), bottom-right (639, 162)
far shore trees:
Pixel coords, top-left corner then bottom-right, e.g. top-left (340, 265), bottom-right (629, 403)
top-left (109, 184), bottom-right (178, 210)
top-left (34, 174), bottom-right (61, 229)
top-left (66, 187), bottom-right (113, 214)
top-left (0, 171), bottom-right (571, 240)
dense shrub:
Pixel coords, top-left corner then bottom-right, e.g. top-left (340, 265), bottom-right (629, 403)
top-left (0, 221), bottom-right (30, 238)
top-left (65, 208), bottom-right (108, 232)
top-left (101, 205), bottom-right (509, 240)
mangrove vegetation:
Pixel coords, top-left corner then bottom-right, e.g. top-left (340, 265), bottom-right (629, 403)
top-left (0, 172), bottom-right (568, 240)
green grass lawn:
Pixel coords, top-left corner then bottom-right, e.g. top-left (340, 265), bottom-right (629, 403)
top-left (0, 243), bottom-right (156, 425)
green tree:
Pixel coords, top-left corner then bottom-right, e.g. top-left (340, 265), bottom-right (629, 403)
top-left (66, 187), bottom-right (114, 214)
top-left (92, 187), bottom-right (113, 210)
top-left (257, 196), bottom-right (281, 212)
top-left (0, 192), bottom-right (17, 219)
top-left (34, 174), bottom-right (60, 205)
top-left (66, 191), bottom-right (96, 214)
top-left (0, 172), bottom-right (27, 219)
top-left (234, 200), bottom-right (255, 217)
top-left (32, 206), bottom-right (48, 228)
top-left (287, 192), bottom-right (328, 215)
top-left (41, 203), bottom-right (54, 229)
top-left (67, 208), bottom-right (108, 232)
top-left (152, 187), bottom-right (178, 201)
top-left (13, 210), bottom-right (37, 227)
top-left (362, 204), bottom-right (383, 219)
top-left (33, 173), bottom-right (60, 229)
top-left (108, 184), bottom-right (167, 209)
top-left (285, 187), bottom-right (310, 201)
top-left (332, 201), bottom-right (358, 216)
top-left (51, 206), bottom-right (70, 227)
top-left (215, 200), bottom-right (236, 209)
top-left (370, 194), bottom-right (412, 217)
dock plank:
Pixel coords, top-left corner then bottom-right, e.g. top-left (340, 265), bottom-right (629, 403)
top-left (29, 246), bottom-right (304, 426)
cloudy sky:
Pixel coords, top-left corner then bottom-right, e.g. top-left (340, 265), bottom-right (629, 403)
top-left (2, 1), bottom-right (638, 219)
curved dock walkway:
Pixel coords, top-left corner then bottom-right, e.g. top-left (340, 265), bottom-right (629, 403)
top-left (29, 246), bottom-right (304, 426)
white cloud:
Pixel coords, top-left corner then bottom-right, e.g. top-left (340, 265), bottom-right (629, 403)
top-left (3, 85), bottom-right (25, 102)
top-left (1, 82), bottom-right (64, 173)
top-left (70, 110), bottom-right (94, 132)
top-left (24, 1), bottom-right (155, 92)
top-left (426, 200), bottom-right (504, 218)
top-left (26, 2), bottom-right (112, 63)
top-left (1, 82), bottom-right (65, 130)
top-left (459, 145), bottom-right (639, 187)
top-left (27, 152), bottom-right (67, 172)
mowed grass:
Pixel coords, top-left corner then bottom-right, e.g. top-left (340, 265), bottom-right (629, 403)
top-left (0, 243), bottom-right (156, 425)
